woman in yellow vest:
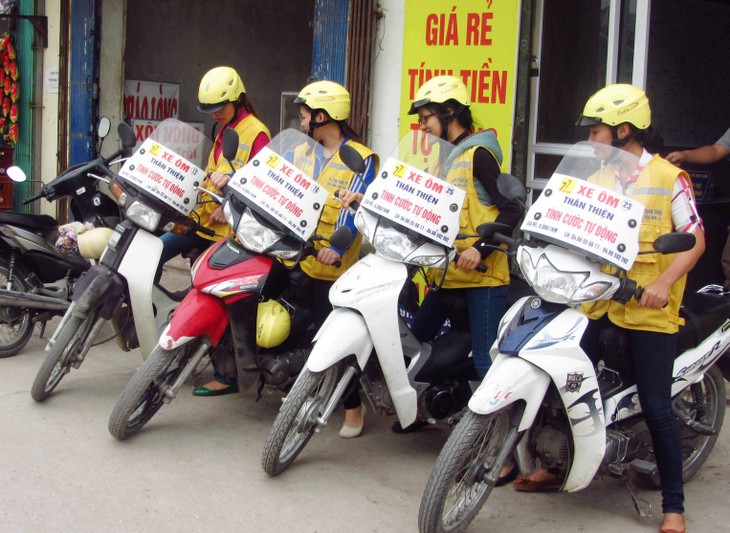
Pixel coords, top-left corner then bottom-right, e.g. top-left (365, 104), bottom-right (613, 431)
top-left (157, 66), bottom-right (270, 285)
top-left (292, 81), bottom-right (379, 438)
top-left (348, 75), bottom-right (521, 434)
top-left (515, 84), bottom-right (704, 533)
top-left (162, 66), bottom-right (271, 395)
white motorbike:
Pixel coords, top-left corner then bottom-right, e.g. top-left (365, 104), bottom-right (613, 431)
top-left (31, 119), bottom-right (213, 402)
top-left (418, 142), bottom-right (728, 533)
top-left (261, 132), bottom-right (515, 476)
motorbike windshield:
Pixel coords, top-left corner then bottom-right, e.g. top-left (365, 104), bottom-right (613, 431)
top-left (521, 141), bottom-right (646, 270)
top-left (359, 130), bottom-right (465, 248)
top-left (227, 128), bottom-right (329, 242)
top-left (117, 119), bottom-right (211, 216)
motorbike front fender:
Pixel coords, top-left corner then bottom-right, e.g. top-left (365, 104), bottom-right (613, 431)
top-left (158, 289), bottom-right (228, 350)
top-left (307, 308), bottom-right (374, 373)
top-left (469, 355), bottom-right (551, 432)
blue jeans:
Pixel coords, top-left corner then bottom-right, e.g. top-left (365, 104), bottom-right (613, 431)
top-left (583, 317), bottom-right (684, 514)
top-left (154, 232), bottom-right (212, 282)
top-left (411, 285), bottom-right (508, 379)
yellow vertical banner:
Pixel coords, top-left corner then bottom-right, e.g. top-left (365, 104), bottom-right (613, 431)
top-left (400, 1), bottom-right (521, 170)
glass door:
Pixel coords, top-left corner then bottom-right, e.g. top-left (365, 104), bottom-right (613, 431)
top-left (527, 0), bottom-right (648, 191)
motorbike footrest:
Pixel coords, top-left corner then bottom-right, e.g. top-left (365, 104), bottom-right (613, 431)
top-left (629, 458), bottom-right (657, 477)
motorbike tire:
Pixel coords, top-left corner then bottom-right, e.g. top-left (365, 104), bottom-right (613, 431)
top-left (0, 258), bottom-right (34, 358)
top-left (419, 407), bottom-right (516, 533)
top-left (261, 363), bottom-right (345, 476)
top-left (30, 307), bottom-right (101, 402)
top-left (636, 365), bottom-right (726, 489)
top-left (108, 341), bottom-right (199, 440)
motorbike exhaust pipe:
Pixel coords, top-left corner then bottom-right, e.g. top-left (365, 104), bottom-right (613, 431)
top-left (0, 289), bottom-right (71, 312)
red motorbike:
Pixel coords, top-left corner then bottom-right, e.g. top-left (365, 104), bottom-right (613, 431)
top-left (108, 128), bottom-right (351, 440)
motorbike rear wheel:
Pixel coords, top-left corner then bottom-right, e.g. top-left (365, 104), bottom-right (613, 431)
top-left (30, 307), bottom-right (102, 402)
top-left (108, 341), bottom-right (200, 440)
top-left (637, 364), bottom-right (726, 488)
top-left (0, 258), bottom-right (34, 358)
top-left (261, 362), bottom-right (345, 476)
top-left (419, 407), bottom-right (516, 533)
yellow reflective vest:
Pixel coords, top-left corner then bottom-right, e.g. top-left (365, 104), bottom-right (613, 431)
top-left (426, 144), bottom-right (510, 289)
top-left (195, 114), bottom-right (270, 240)
top-left (295, 140), bottom-right (378, 281)
top-left (581, 155), bottom-right (690, 334)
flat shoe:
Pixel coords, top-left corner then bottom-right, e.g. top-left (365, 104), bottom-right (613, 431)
top-left (513, 474), bottom-right (562, 492)
top-left (339, 405), bottom-right (365, 439)
top-left (391, 419), bottom-right (429, 434)
top-left (192, 383), bottom-right (239, 396)
top-left (495, 462), bottom-right (519, 487)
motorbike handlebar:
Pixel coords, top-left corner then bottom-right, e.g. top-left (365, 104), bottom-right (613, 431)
top-left (453, 252), bottom-right (487, 273)
top-left (23, 191), bottom-right (46, 205)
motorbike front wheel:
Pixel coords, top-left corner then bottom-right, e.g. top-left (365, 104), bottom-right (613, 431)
top-left (419, 407), bottom-right (516, 533)
top-left (30, 307), bottom-right (102, 402)
top-left (0, 258), bottom-right (34, 358)
top-left (637, 364), bottom-right (726, 488)
top-left (261, 363), bottom-right (345, 476)
top-left (108, 341), bottom-right (200, 440)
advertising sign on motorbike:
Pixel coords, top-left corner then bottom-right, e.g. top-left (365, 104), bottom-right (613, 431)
top-left (229, 145), bottom-right (329, 241)
top-left (521, 143), bottom-right (645, 269)
top-left (118, 136), bottom-right (205, 216)
top-left (362, 157), bottom-right (465, 246)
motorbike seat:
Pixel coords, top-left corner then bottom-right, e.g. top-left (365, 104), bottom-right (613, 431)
top-left (0, 212), bottom-right (58, 232)
top-left (677, 291), bottom-right (730, 352)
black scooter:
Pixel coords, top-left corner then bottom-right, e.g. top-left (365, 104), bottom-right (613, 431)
top-left (0, 118), bottom-right (135, 357)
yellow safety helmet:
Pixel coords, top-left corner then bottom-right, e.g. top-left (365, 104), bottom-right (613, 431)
top-left (408, 75), bottom-right (470, 114)
top-left (77, 227), bottom-right (114, 260)
top-left (256, 299), bottom-right (291, 349)
top-left (577, 84), bottom-right (651, 130)
top-left (197, 66), bottom-right (246, 113)
top-left (294, 80), bottom-right (350, 121)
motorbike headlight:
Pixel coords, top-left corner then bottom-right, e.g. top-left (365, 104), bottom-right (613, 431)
top-left (355, 210), bottom-right (370, 243)
top-left (125, 201), bottom-right (161, 232)
top-left (223, 201), bottom-right (235, 229)
top-left (235, 207), bottom-right (285, 253)
top-left (518, 247), bottom-right (612, 304)
top-left (371, 225), bottom-right (421, 262)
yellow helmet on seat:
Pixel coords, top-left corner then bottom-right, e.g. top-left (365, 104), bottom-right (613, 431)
top-left (256, 299), bottom-right (291, 349)
top-left (577, 84), bottom-right (651, 130)
top-left (294, 80), bottom-right (350, 121)
top-left (408, 75), bottom-right (470, 114)
top-left (197, 66), bottom-right (246, 113)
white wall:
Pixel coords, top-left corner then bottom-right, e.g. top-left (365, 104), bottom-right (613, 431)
top-left (98, 0), bottom-right (126, 157)
top-left (369, 0), bottom-right (404, 158)
top-left (38, 1), bottom-right (60, 216)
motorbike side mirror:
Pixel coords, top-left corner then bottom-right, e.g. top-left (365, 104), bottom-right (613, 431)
top-left (6, 165), bottom-right (26, 183)
top-left (97, 117), bottom-right (111, 139)
top-left (339, 144), bottom-right (366, 174)
top-left (329, 225), bottom-right (354, 251)
top-left (649, 232), bottom-right (696, 255)
top-left (221, 128), bottom-right (239, 169)
top-left (496, 173), bottom-right (527, 207)
top-left (117, 122), bottom-right (138, 150)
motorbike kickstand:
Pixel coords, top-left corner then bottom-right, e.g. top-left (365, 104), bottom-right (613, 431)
top-left (622, 471), bottom-right (653, 518)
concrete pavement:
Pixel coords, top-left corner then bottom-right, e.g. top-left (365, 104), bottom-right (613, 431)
top-left (1, 265), bottom-right (729, 532)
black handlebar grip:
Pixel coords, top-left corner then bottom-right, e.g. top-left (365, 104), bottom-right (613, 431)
top-left (454, 253), bottom-right (487, 273)
top-left (23, 192), bottom-right (45, 205)
top-left (197, 225), bottom-right (216, 237)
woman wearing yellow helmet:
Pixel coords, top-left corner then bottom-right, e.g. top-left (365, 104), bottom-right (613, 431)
top-left (516, 84), bottom-right (704, 533)
top-left (160, 66), bottom-right (271, 396)
top-left (411, 79), bottom-right (519, 365)
top-left (294, 80), bottom-right (379, 437)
